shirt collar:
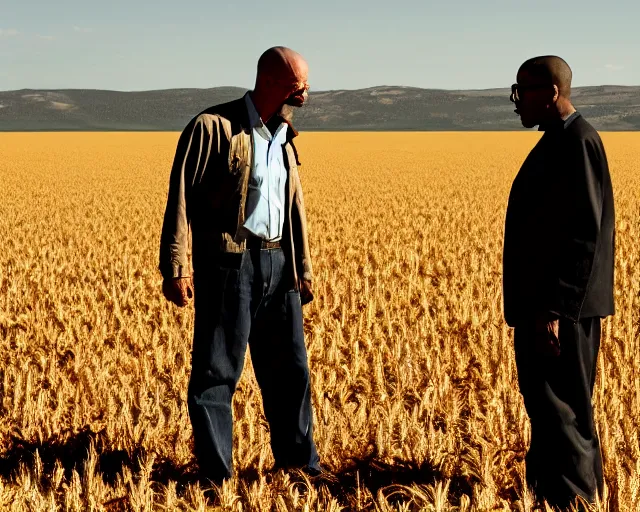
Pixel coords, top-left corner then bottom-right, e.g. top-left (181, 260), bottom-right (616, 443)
top-left (538, 110), bottom-right (580, 132)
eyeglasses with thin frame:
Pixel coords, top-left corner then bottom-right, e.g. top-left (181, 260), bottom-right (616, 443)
top-left (272, 77), bottom-right (309, 92)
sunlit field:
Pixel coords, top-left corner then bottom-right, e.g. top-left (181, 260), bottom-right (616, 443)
top-left (0, 131), bottom-right (638, 511)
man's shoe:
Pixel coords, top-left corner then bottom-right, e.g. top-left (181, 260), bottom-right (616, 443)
top-left (301, 465), bottom-right (324, 478)
top-left (270, 463), bottom-right (333, 481)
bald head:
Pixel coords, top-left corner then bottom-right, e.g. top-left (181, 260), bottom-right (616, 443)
top-left (251, 46), bottom-right (310, 120)
top-left (518, 55), bottom-right (573, 98)
top-left (255, 46), bottom-right (309, 92)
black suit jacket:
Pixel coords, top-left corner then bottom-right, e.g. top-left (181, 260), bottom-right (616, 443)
top-left (503, 112), bottom-right (615, 327)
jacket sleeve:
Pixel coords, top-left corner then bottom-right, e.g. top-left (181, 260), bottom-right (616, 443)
top-left (291, 167), bottom-right (313, 283)
top-left (159, 115), bottom-right (218, 279)
top-left (549, 136), bottom-right (606, 321)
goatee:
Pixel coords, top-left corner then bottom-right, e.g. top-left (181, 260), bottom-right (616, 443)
top-left (278, 103), bottom-right (296, 122)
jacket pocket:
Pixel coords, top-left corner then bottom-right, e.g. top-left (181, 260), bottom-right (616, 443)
top-left (229, 133), bottom-right (249, 176)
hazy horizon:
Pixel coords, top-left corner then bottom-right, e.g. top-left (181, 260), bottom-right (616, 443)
top-left (2, 83), bottom-right (639, 94)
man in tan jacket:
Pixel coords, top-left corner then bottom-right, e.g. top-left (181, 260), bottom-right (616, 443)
top-left (159, 46), bottom-right (321, 483)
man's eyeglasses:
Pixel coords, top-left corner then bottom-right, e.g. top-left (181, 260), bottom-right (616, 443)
top-left (272, 77), bottom-right (309, 92)
top-left (510, 83), bottom-right (552, 103)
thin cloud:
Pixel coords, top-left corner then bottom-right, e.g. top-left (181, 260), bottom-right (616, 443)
top-left (37, 34), bottom-right (56, 41)
top-left (0, 28), bottom-right (20, 37)
top-left (604, 64), bottom-right (624, 71)
top-left (73, 26), bottom-right (93, 33)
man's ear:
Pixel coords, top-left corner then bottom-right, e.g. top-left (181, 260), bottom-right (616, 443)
top-left (552, 84), bottom-right (559, 103)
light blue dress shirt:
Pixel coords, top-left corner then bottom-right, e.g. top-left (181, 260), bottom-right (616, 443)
top-left (242, 93), bottom-right (288, 242)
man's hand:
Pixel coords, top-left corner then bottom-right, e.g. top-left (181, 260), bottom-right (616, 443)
top-left (534, 314), bottom-right (560, 356)
top-left (162, 277), bottom-right (194, 307)
top-left (299, 278), bottom-right (314, 305)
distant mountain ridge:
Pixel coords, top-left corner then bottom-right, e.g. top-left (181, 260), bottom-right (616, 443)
top-left (1, 85), bottom-right (640, 131)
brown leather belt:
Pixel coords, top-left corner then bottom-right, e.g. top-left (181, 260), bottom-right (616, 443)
top-left (246, 236), bottom-right (281, 251)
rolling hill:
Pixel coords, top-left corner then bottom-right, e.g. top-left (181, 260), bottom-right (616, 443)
top-left (1, 85), bottom-right (639, 131)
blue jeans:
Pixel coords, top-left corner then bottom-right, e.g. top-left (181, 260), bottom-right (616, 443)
top-left (188, 247), bottom-right (320, 481)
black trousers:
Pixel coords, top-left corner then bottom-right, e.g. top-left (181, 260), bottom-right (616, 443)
top-left (514, 317), bottom-right (603, 510)
top-left (187, 247), bottom-right (320, 482)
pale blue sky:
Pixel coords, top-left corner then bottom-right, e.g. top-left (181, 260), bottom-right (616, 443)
top-left (0, 0), bottom-right (637, 91)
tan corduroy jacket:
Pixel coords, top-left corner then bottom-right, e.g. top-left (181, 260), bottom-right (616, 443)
top-left (159, 96), bottom-right (313, 293)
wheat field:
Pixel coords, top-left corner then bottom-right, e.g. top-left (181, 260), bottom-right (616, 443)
top-left (0, 131), bottom-right (638, 511)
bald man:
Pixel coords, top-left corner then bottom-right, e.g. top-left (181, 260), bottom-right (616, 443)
top-left (503, 56), bottom-right (615, 510)
top-left (159, 46), bottom-right (321, 483)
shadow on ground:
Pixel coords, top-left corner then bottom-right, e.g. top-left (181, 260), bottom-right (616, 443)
top-left (0, 426), bottom-right (201, 487)
top-left (324, 452), bottom-right (478, 509)
top-left (0, 427), bottom-right (520, 510)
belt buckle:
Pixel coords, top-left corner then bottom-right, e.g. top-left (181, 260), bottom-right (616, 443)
top-left (247, 236), bottom-right (279, 250)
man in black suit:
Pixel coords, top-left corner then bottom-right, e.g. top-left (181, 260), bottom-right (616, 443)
top-left (503, 56), bottom-right (615, 510)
